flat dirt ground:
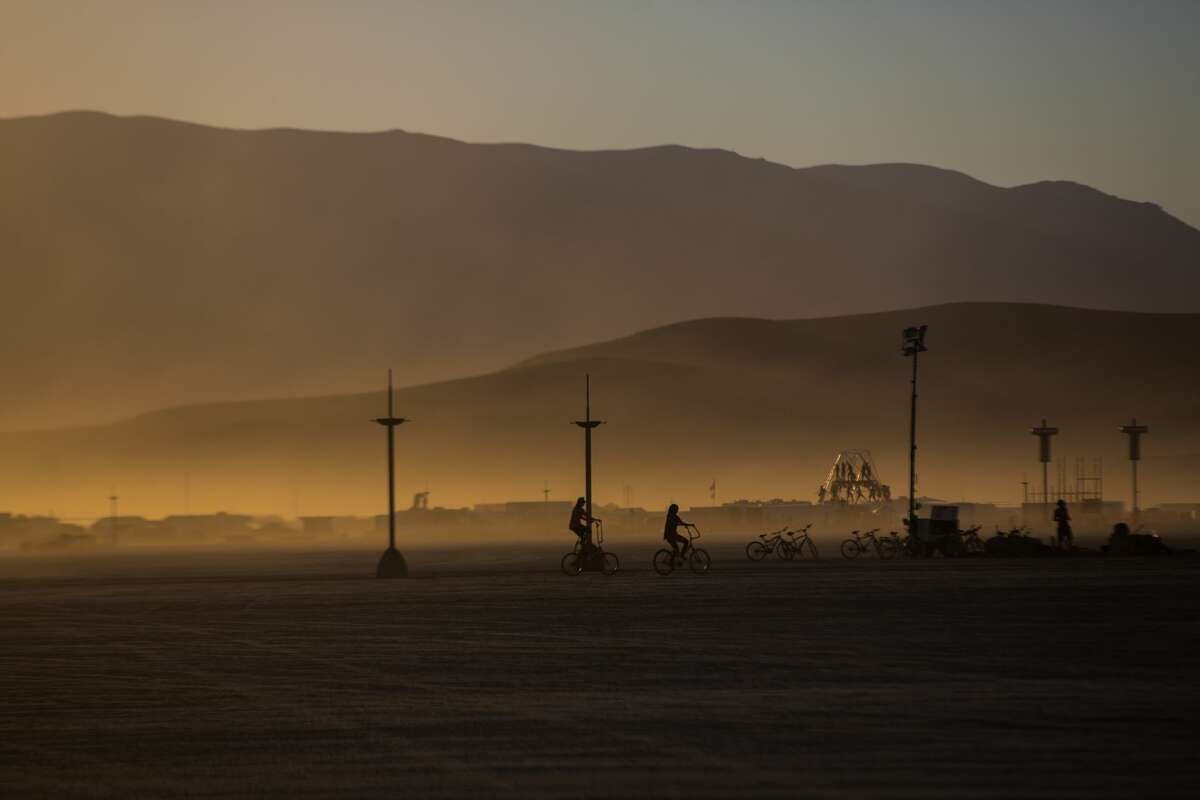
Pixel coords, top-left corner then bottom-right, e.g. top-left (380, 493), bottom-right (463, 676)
top-left (1, 545), bottom-right (1197, 798)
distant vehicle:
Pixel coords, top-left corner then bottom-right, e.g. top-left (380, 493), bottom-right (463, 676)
top-left (652, 524), bottom-right (711, 575)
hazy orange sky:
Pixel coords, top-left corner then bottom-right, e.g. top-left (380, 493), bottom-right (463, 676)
top-left (3, 1), bottom-right (1197, 226)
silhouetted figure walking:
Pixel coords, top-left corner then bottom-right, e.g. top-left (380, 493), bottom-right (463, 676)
top-left (1053, 499), bottom-right (1073, 550)
top-left (663, 503), bottom-right (692, 560)
top-left (569, 496), bottom-right (592, 552)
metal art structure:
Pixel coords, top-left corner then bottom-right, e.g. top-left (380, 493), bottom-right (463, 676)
top-left (375, 369), bottom-right (409, 578)
top-left (1119, 418), bottom-right (1149, 520)
top-left (817, 450), bottom-right (889, 505)
top-left (902, 325), bottom-right (927, 528)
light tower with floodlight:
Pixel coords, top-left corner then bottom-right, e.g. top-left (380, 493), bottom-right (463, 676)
top-left (1030, 419), bottom-right (1059, 521)
top-left (1118, 418), bottom-right (1149, 522)
top-left (901, 325), bottom-right (927, 531)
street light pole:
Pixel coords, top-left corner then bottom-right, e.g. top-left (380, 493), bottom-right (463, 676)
top-left (1031, 419), bottom-right (1059, 522)
top-left (107, 492), bottom-right (119, 546)
top-left (901, 325), bottom-right (928, 531)
top-left (1119, 418), bottom-right (1149, 523)
top-left (375, 369), bottom-right (409, 578)
top-left (573, 375), bottom-right (603, 527)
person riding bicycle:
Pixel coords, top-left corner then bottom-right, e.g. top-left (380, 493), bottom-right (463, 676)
top-left (663, 504), bottom-right (692, 560)
top-left (1053, 499), bottom-right (1073, 550)
top-left (569, 497), bottom-right (594, 553)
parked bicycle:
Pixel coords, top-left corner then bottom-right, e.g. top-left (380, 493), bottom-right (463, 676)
top-left (880, 530), bottom-right (908, 558)
top-left (784, 524), bottom-right (820, 559)
top-left (561, 520), bottom-right (619, 576)
top-left (653, 524), bottom-right (712, 575)
top-left (960, 524), bottom-right (985, 555)
top-left (746, 527), bottom-right (795, 561)
top-left (840, 528), bottom-right (890, 559)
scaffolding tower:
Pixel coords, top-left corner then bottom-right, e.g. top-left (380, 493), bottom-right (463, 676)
top-left (1026, 457), bottom-right (1104, 504)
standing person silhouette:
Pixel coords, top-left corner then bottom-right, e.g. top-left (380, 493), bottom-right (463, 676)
top-left (663, 504), bottom-right (692, 561)
top-left (569, 497), bottom-right (592, 552)
top-left (1053, 499), bottom-right (1073, 550)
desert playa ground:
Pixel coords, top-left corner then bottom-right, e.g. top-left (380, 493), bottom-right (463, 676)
top-left (1, 546), bottom-right (1197, 798)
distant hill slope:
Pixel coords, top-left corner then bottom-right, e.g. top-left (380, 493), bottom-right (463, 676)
top-left (1, 303), bottom-right (1196, 517)
top-left (1, 111), bottom-right (1198, 428)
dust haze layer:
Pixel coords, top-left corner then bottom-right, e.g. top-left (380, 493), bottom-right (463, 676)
top-left (1, 302), bottom-right (1197, 519)
top-left (1, 111), bottom-right (1198, 429)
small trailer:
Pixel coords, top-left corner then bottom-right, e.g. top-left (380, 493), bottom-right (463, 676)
top-left (910, 505), bottom-right (964, 556)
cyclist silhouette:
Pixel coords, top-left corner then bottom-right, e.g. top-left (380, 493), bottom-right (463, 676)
top-left (663, 503), bottom-right (692, 559)
top-left (569, 497), bottom-right (592, 550)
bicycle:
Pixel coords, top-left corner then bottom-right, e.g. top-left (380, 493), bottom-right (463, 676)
top-left (785, 524), bottom-right (820, 559)
top-left (960, 524), bottom-right (985, 555)
top-left (880, 530), bottom-right (908, 558)
top-left (840, 529), bottom-right (888, 559)
top-left (561, 519), bottom-right (619, 576)
top-left (746, 527), bottom-right (795, 561)
top-left (653, 524), bottom-right (712, 575)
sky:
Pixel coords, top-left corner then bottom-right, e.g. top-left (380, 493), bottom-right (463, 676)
top-left (2, 0), bottom-right (1198, 228)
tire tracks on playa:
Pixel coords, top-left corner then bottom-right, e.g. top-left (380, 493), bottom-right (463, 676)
top-left (6, 597), bottom-right (517, 793)
top-left (16, 589), bottom-right (742, 782)
top-left (16, 580), bottom-right (741, 788)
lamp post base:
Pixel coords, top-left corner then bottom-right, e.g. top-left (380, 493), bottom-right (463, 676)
top-left (376, 546), bottom-right (408, 578)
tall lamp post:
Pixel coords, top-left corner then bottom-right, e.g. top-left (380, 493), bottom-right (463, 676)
top-left (375, 369), bottom-right (409, 578)
top-left (573, 374), bottom-right (603, 533)
top-left (901, 325), bottom-right (927, 531)
top-left (1030, 419), bottom-right (1059, 521)
top-left (1119, 418), bottom-right (1149, 523)
top-left (107, 491), bottom-right (119, 546)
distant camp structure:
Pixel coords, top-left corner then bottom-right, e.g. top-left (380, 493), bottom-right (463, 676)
top-left (817, 450), bottom-right (890, 506)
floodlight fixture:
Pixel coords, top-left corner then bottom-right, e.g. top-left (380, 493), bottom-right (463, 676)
top-left (902, 325), bottom-right (928, 356)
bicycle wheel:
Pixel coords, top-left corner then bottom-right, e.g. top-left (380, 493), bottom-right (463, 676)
top-left (601, 552), bottom-right (620, 576)
top-left (652, 549), bottom-right (675, 575)
top-left (560, 552), bottom-right (582, 576)
top-left (776, 541), bottom-right (795, 561)
top-left (688, 548), bottom-right (712, 574)
top-left (840, 539), bottom-right (862, 559)
top-left (802, 539), bottom-right (820, 560)
top-left (879, 540), bottom-right (897, 559)
top-left (746, 541), bottom-right (767, 561)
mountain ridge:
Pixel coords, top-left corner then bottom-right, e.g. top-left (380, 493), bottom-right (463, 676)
top-left (1, 302), bottom-right (1196, 515)
top-left (2, 111), bottom-right (1197, 430)
top-left (10, 111), bottom-right (1191, 220)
